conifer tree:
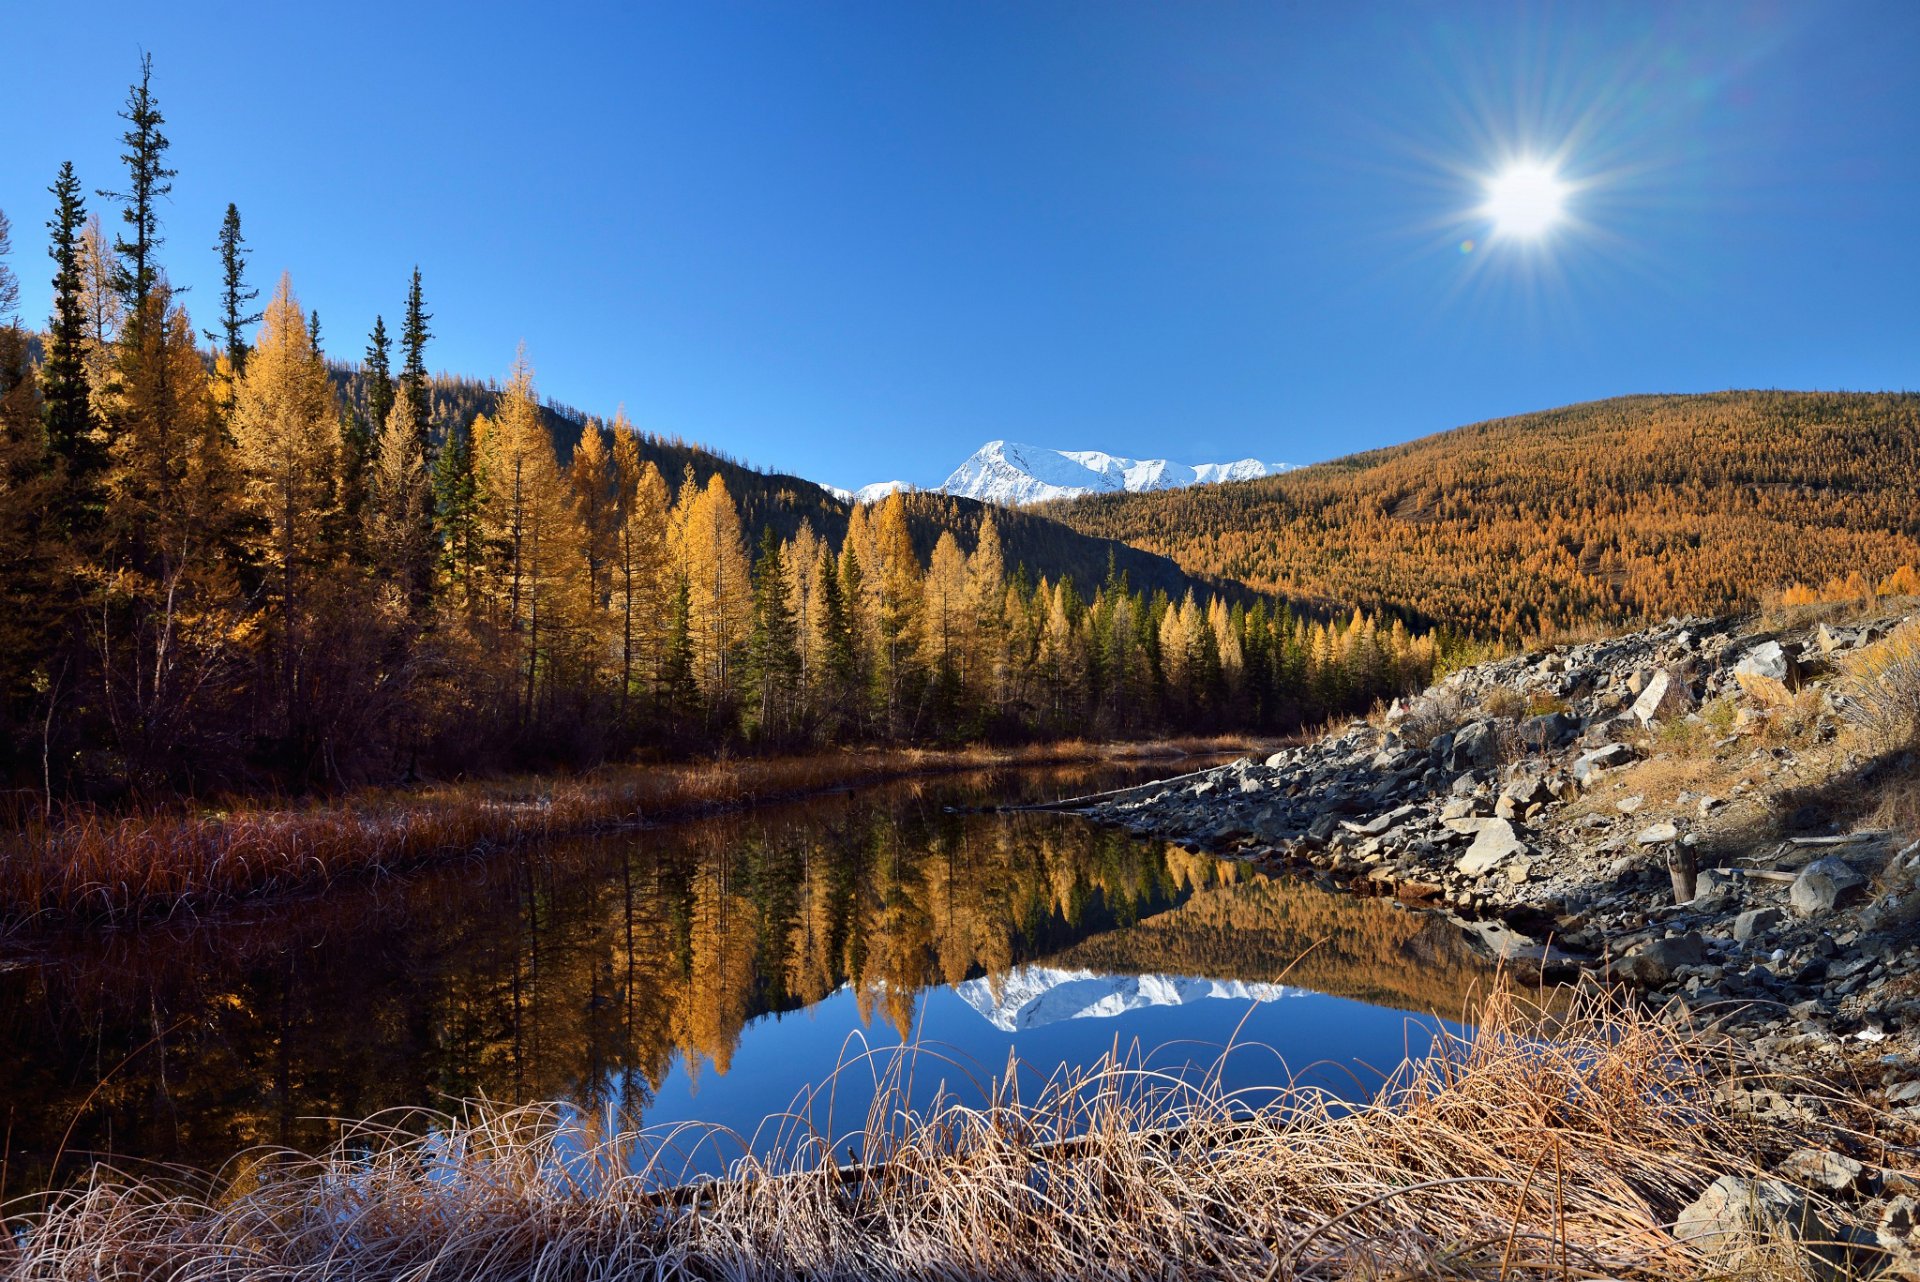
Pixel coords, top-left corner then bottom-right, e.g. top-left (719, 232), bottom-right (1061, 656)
top-left (76, 214), bottom-right (122, 406)
top-left (206, 203), bottom-right (261, 374)
top-left (398, 267), bottom-right (432, 443)
top-left (232, 277), bottom-right (341, 737)
top-left (97, 54), bottom-right (176, 328)
top-left (745, 526), bottom-right (801, 740)
top-left (609, 421), bottom-right (669, 721)
top-left (43, 165), bottom-right (100, 514)
top-left (431, 417), bottom-right (480, 605)
top-left (669, 472), bottom-right (752, 711)
top-left (0, 214), bottom-right (59, 747)
top-left (362, 316), bottom-right (394, 446)
top-left (366, 390), bottom-right (432, 605)
top-left (818, 546), bottom-right (860, 740)
top-left (658, 573), bottom-right (699, 736)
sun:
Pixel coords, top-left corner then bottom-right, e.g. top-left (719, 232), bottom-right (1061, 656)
top-left (1481, 162), bottom-right (1568, 239)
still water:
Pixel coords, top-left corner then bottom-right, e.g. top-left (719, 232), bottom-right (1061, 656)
top-left (0, 760), bottom-right (1501, 1201)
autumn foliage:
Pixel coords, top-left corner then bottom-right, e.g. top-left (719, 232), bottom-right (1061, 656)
top-left (1045, 391), bottom-right (1920, 639)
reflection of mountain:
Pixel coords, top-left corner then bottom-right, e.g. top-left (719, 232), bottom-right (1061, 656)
top-left (953, 965), bottom-right (1299, 1033)
top-left (1049, 870), bottom-right (1510, 1018)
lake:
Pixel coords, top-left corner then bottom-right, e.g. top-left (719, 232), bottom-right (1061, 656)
top-left (0, 759), bottom-right (1503, 1202)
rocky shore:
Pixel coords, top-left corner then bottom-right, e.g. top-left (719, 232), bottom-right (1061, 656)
top-left (1063, 606), bottom-right (1920, 1274)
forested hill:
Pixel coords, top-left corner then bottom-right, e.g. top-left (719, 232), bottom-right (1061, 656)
top-left (1039, 391), bottom-right (1920, 638)
top-left (331, 365), bottom-right (1250, 605)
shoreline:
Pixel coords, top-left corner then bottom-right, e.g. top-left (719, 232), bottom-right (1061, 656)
top-left (0, 737), bottom-right (1263, 934)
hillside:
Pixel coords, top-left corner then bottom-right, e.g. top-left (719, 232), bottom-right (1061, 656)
top-left (1040, 391), bottom-right (1920, 637)
top-left (331, 366), bottom-right (1250, 604)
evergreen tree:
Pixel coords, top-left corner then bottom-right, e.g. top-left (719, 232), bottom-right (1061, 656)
top-left (362, 316), bottom-right (394, 449)
top-left (43, 164), bottom-right (100, 513)
top-left (398, 267), bottom-right (432, 444)
top-left (205, 203), bottom-right (261, 373)
top-left (97, 54), bottom-right (177, 327)
top-left (431, 417), bottom-right (480, 604)
top-left (659, 573), bottom-right (699, 737)
top-left (745, 525), bottom-right (801, 740)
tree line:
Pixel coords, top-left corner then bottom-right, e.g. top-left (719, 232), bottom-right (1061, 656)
top-left (0, 58), bottom-right (1439, 802)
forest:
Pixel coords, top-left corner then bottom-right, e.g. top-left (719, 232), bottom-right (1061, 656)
top-left (1044, 390), bottom-right (1920, 639)
top-left (0, 59), bottom-right (1439, 803)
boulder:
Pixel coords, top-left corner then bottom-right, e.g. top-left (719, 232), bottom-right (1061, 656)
top-left (1447, 720), bottom-right (1498, 772)
top-left (1572, 742), bottom-right (1635, 787)
top-left (1631, 669), bottom-right (1692, 723)
top-left (1637, 820), bottom-right (1681, 845)
top-left (1735, 640), bottom-right (1800, 705)
top-left (1616, 932), bottom-right (1704, 986)
top-left (1733, 906), bottom-right (1786, 943)
top-left (1789, 856), bottom-right (1870, 918)
top-left (1777, 1148), bottom-right (1872, 1198)
top-left (1879, 1196), bottom-right (1920, 1279)
top-left (1519, 710), bottom-right (1579, 751)
top-left (1673, 1175), bottom-right (1846, 1276)
top-left (1691, 866), bottom-right (1743, 908)
top-left (1454, 817), bottom-right (1526, 877)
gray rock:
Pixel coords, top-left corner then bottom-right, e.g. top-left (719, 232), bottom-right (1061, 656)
top-left (1735, 639), bottom-right (1800, 705)
top-left (1734, 907), bottom-right (1787, 943)
top-left (1572, 742), bottom-right (1635, 787)
top-left (1789, 856), bottom-right (1870, 917)
top-left (1454, 817), bottom-right (1527, 877)
top-left (1637, 820), bottom-right (1681, 845)
top-left (1879, 1195), bottom-right (1919, 1275)
top-left (1673, 1175), bottom-right (1845, 1275)
top-left (1632, 669), bottom-right (1692, 723)
top-left (1691, 866), bottom-right (1742, 908)
top-left (1448, 720), bottom-right (1498, 772)
top-left (1519, 710), bottom-right (1579, 751)
top-left (1616, 932), bottom-right (1704, 986)
top-left (1777, 1148), bottom-right (1872, 1198)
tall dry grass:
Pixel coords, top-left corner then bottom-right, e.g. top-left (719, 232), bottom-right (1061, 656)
top-left (1, 989), bottom-right (1888, 1280)
top-left (0, 740), bottom-right (1253, 930)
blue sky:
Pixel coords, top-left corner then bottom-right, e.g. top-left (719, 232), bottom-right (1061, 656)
top-left (3, 1), bottom-right (1916, 489)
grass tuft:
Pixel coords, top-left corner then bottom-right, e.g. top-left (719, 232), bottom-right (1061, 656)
top-left (1, 988), bottom-right (1892, 1279)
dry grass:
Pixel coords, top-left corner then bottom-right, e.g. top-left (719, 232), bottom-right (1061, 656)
top-left (0, 989), bottom-right (1891, 1280)
top-left (0, 739), bottom-right (1255, 931)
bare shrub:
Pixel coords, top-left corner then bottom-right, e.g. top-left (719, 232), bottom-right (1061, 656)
top-left (1843, 619), bottom-right (1920, 749)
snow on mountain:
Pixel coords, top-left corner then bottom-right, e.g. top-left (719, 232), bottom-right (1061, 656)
top-left (939, 441), bottom-right (1291, 506)
top-left (853, 480), bottom-right (912, 504)
top-left (951, 965), bottom-right (1300, 1034)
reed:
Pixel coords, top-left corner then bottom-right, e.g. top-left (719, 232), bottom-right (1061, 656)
top-left (0, 738), bottom-right (1256, 929)
top-left (1, 989), bottom-right (1891, 1280)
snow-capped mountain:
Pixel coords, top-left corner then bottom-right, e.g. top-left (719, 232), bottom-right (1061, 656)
top-left (820, 479), bottom-right (913, 505)
top-left (941, 441), bottom-right (1290, 506)
top-left (951, 965), bottom-right (1300, 1033)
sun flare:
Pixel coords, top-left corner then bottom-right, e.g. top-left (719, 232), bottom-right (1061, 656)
top-left (1482, 162), bottom-right (1568, 239)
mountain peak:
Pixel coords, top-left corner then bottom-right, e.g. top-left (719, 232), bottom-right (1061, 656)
top-left (938, 441), bottom-right (1291, 506)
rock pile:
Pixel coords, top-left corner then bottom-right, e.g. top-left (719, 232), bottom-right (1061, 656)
top-left (1066, 610), bottom-right (1920, 1117)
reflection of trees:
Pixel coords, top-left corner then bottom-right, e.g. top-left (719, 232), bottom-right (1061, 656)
top-left (0, 766), bottom-right (1497, 1199)
top-left (1052, 860), bottom-right (1508, 1017)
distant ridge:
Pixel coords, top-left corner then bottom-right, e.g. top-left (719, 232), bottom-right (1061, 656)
top-left (1040, 390), bottom-right (1920, 636)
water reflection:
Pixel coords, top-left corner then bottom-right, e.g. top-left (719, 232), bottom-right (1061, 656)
top-left (0, 761), bottom-right (1499, 1201)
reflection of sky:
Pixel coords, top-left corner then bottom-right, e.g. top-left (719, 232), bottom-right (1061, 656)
top-left (591, 974), bottom-right (1458, 1185)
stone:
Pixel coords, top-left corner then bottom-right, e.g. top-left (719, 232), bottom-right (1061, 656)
top-left (1734, 907), bottom-right (1787, 943)
top-left (1616, 932), bottom-right (1705, 986)
top-left (1440, 796), bottom-right (1480, 820)
top-left (1616, 794), bottom-right (1644, 814)
top-left (1877, 1196), bottom-right (1920, 1279)
top-left (1340, 805), bottom-right (1414, 837)
top-left (1637, 820), bottom-right (1680, 845)
top-left (1447, 720), bottom-right (1498, 772)
top-left (1519, 710), bottom-right (1579, 751)
top-left (1789, 856), bottom-right (1870, 917)
top-left (1691, 866), bottom-right (1742, 908)
top-left (1454, 817), bottom-right (1526, 877)
top-left (1673, 1175), bottom-right (1846, 1275)
top-left (1777, 1148), bottom-right (1872, 1198)
top-left (1735, 640), bottom-right (1800, 705)
top-left (1631, 669), bottom-right (1692, 723)
top-left (1572, 743), bottom-right (1635, 787)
